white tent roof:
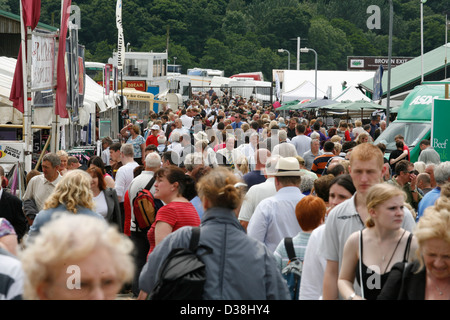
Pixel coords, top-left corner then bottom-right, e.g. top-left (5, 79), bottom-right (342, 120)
top-left (281, 80), bottom-right (326, 102)
top-left (334, 86), bottom-right (371, 102)
top-left (277, 69), bottom-right (375, 100)
top-left (0, 56), bottom-right (118, 125)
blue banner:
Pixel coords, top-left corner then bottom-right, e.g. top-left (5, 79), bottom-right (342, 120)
top-left (372, 65), bottom-right (383, 100)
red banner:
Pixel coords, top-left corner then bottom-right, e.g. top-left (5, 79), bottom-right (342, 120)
top-left (9, 0), bottom-right (42, 113)
top-left (55, 0), bottom-right (71, 118)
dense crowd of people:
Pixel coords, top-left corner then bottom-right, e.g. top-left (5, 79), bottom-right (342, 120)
top-left (0, 90), bottom-right (449, 301)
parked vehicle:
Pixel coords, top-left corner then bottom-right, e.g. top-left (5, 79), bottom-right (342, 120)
top-left (374, 84), bottom-right (446, 162)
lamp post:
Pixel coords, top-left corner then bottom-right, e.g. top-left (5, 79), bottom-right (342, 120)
top-left (300, 47), bottom-right (318, 100)
top-left (386, 0), bottom-right (393, 126)
top-left (277, 49), bottom-right (291, 70)
top-left (421, 0), bottom-right (426, 83)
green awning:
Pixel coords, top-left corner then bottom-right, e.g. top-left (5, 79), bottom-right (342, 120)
top-left (359, 44), bottom-right (450, 96)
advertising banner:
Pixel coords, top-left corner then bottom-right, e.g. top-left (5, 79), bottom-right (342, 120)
top-left (0, 142), bottom-right (25, 163)
top-left (431, 98), bottom-right (450, 162)
top-left (31, 32), bottom-right (56, 91)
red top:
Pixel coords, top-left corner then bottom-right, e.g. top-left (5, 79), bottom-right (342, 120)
top-left (123, 190), bottom-right (131, 236)
top-left (146, 134), bottom-right (159, 147)
top-left (147, 201), bottom-right (201, 256)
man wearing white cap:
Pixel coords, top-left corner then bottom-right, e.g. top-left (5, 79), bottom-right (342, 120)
top-left (247, 157), bottom-right (304, 252)
top-left (145, 124), bottom-right (161, 147)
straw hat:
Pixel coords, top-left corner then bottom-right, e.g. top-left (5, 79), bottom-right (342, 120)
top-left (274, 157), bottom-right (302, 176)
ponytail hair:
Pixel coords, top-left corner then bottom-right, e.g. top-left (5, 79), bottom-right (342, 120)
top-left (197, 167), bottom-right (245, 210)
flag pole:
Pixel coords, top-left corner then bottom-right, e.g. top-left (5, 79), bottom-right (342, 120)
top-left (386, 0), bottom-right (393, 127)
top-left (19, 0), bottom-right (32, 173)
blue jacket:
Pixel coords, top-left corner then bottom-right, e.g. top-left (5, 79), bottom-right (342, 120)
top-left (27, 204), bottom-right (103, 243)
top-left (139, 206), bottom-right (290, 300)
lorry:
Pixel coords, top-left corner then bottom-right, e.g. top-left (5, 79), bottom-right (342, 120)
top-left (374, 83), bottom-right (448, 163)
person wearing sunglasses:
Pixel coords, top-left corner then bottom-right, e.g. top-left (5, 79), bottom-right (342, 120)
top-left (387, 160), bottom-right (423, 214)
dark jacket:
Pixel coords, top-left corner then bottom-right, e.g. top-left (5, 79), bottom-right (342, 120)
top-left (139, 206), bottom-right (290, 300)
top-left (377, 260), bottom-right (426, 300)
top-left (103, 188), bottom-right (122, 233)
top-left (0, 190), bottom-right (27, 241)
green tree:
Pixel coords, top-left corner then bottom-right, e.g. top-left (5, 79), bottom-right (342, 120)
top-left (307, 17), bottom-right (353, 70)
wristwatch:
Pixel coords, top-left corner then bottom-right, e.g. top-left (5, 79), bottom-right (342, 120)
top-left (347, 292), bottom-right (356, 300)
top-left (410, 189), bottom-right (416, 193)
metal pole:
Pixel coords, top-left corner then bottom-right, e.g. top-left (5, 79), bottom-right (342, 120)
top-left (287, 51), bottom-right (290, 70)
top-left (386, 0), bottom-right (393, 126)
top-left (312, 49), bottom-right (318, 100)
top-left (297, 37), bottom-right (300, 70)
top-left (421, 1), bottom-right (424, 83)
top-left (446, 14), bottom-right (448, 79)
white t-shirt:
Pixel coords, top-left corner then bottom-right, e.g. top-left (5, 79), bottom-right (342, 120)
top-left (115, 161), bottom-right (139, 202)
top-left (93, 191), bottom-right (108, 218)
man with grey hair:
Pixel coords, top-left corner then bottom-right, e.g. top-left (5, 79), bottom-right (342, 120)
top-left (417, 161), bottom-right (450, 221)
top-left (238, 155), bottom-right (279, 231)
top-left (115, 144), bottom-right (139, 231)
top-left (127, 152), bottom-right (161, 297)
top-left (418, 139), bottom-right (441, 165)
top-left (22, 153), bottom-right (62, 225)
top-left (272, 130), bottom-right (297, 158)
top-left (303, 139), bottom-right (323, 171)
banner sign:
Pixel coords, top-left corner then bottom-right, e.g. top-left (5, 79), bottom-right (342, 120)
top-left (431, 98), bottom-right (450, 162)
top-left (0, 143), bottom-right (25, 163)
top-left (31, 32), bottom-right (56, 91)
top-left (347, 56), bottom-right (413, 71)
top-left (116, 0), bottom-right (125, 70)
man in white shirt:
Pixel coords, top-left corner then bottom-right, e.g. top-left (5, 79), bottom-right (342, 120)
top-left (238, 156), bottom-right (279, 231)
top-left (179, 109), bottom-right (193, 129)
top-left (115, 144), bottom-right (139, 231)
top-left (127, 152), bottom-right (161, 297)
top-left (290, 124), bottom-right (311, 157)
top-left (166, 131), bottom-right (183, 156)
top-left (247, 157), bottom-right (304, 252)
top-left (22, 153), bottom-right (62, 225)
top-left (216, 135), bottom-right (245, 168)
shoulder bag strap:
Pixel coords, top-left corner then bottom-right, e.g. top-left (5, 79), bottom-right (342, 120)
top-left (359, 230), bottom-right (365, 299)
top-left (403, 232), bottom-right (414, 262)
top-left (189, 226), bottom-right (201, 252)
top-left (284, 237), bottom-right (296, 261)
top-left (144, 176), bottom-right (156, 191)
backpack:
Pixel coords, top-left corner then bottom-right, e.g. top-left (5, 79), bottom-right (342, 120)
top-left (281, 237), bottom-right (303, 300)
top-left (132, 176), bottom-right (164, 230)
top-left (148, 227), bottom-right (213, 300)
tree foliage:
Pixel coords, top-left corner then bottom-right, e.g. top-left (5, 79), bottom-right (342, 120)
top-left (4, 0), bottom-right (449, 80)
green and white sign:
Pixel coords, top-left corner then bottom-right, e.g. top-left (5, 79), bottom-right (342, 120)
top-left (432, 99), bottom-right (450, 162)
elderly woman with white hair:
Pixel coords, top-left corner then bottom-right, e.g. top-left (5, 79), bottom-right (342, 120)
top-left (20, 214), bottom-right (134, 300)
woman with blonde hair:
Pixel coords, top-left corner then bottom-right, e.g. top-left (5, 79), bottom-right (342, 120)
top-left (56, 150), bottom-right (69, 176)
top-left (355, 131), bottom-right (371, 145)
top-left (138, 167), bottom-right (290, 300)
top-left (21, 214), bottom-right (134, 300)
top-left (338, 183), bottom-right (418, 300)
top-left (121, 122), bottom-right (146, 165)
top-left (27, 170), bottom-right (103, 243)
top-left (378, 195), bottom-right (450, 300)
